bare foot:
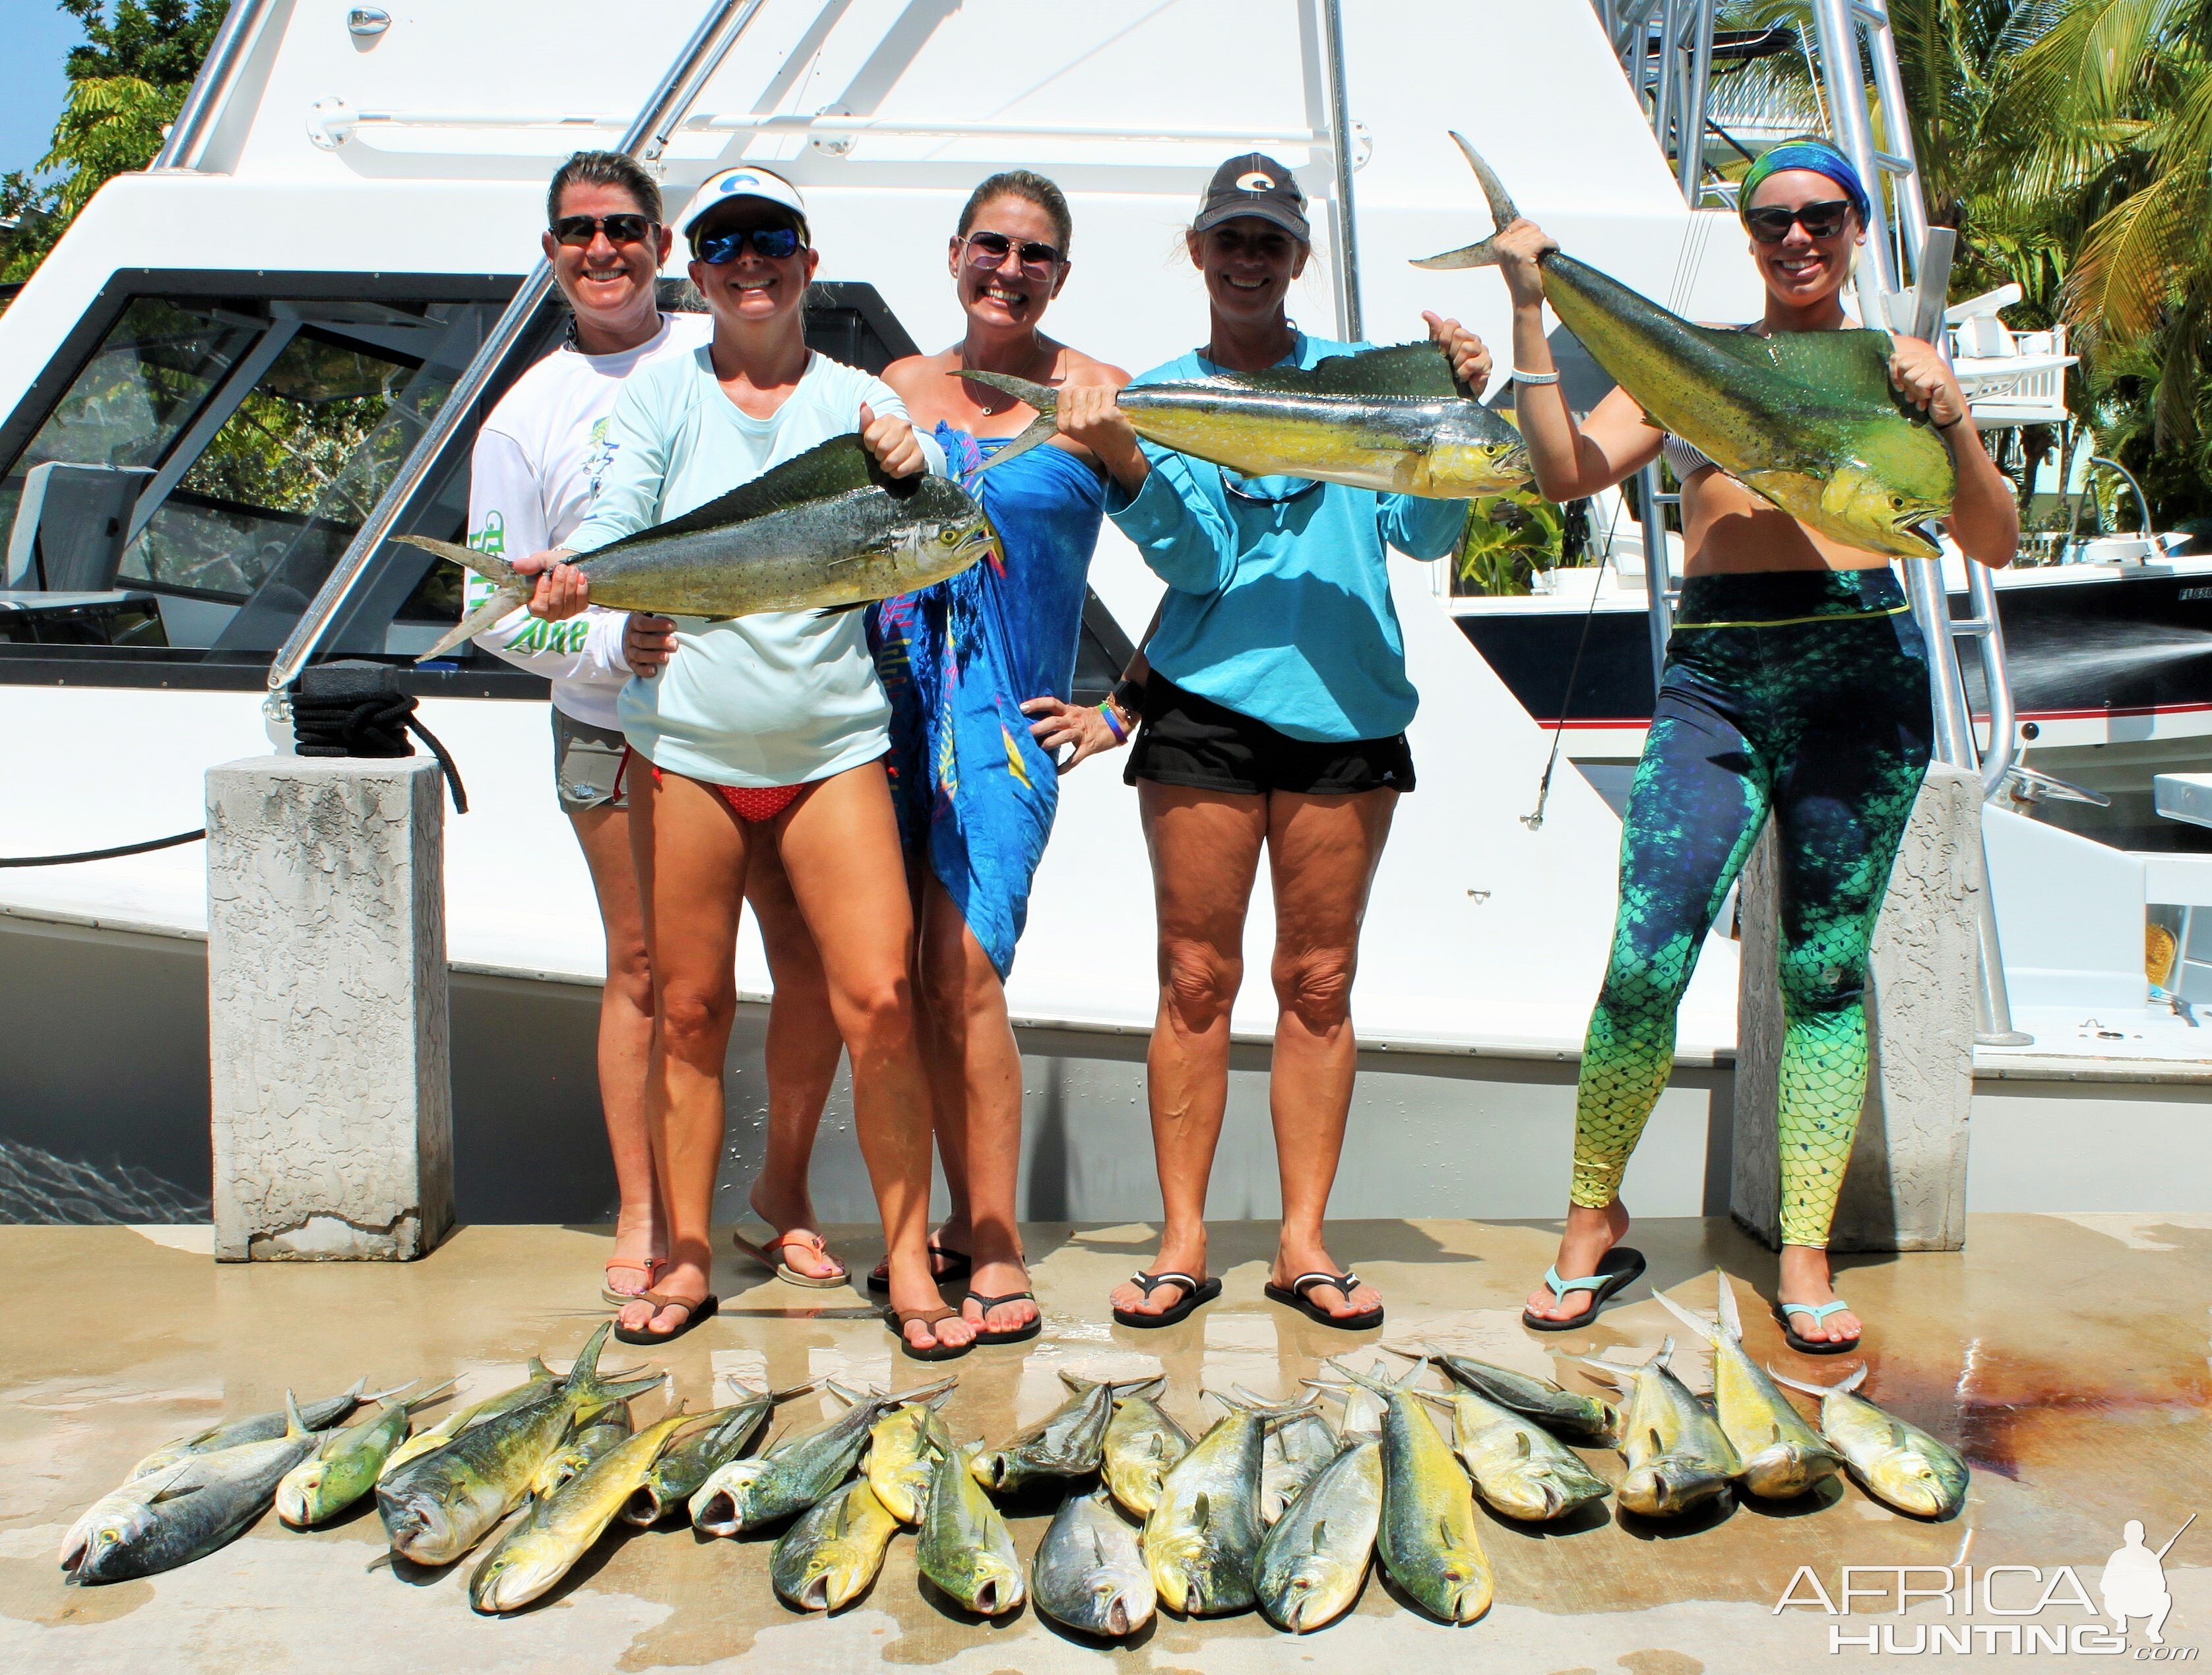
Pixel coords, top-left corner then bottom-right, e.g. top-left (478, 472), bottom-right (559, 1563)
top-left (866, 1222), bottom-right (969, 1288)
top-left (616, 1257), bottom-right (711, 1338)
top-left (1108, 1228), bottom-right (1209, 1318)
top-left (963, 1250), bottom-right (1037, 1336)
top-left (1270, 1236), bottom-right (1381, 1319)
top-left (1524, 1200), bottom-right (1632, 1325)
top-left (1776, 1244), bottom-right (1862, 1346)
top-left (744, 1184), bottom-right (845, 1281)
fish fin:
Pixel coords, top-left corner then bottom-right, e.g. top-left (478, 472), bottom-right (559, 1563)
top-left (1715, 1271), bottom-right (1745, 1343)
top-left (362, 1378), bottom-right (418, 1405)
top-left (1410, 131), bottom-right (1521, 270)
top-left (812, 601), bottom-right (868, 618)
top-left (1515, 1432), bottom-right (1531, 1459)
top-left (1836, 1364), bottom-right (1869, 1395)
top-left (823, 1381), bottom-right (869, 1408)
top-left (1765, 1362), bottom-right (1865, 1397)
top-left (952, 368), bottom-right (1058, 414)
top-left (590, 432), bottom-right (877, 555)
top-left (1310, 1517), bottom-right (1328, 1550)
top-left (1648, 1427), bottom-right (1664, 1455)
top-left (1653, 1288), bottom-right (1719, 1341)
top-left (1321, 1358), bottom-right (1390, 1399)
top-left (598, 1372), bottom-right (669, 1404)
top-left (1191, 1491), bottom-right (1210, 1531)
top-left (1059, 1370), bottom-right (1100, 1394)
top-left (769, 1379), bottom-right (821, 1404)
top-left (1408, 1387), bottom-right (1455, 1412)
top-left (973, 409), bottom-right (1058, 476)
top-left (284, 1390), bottom-right (309, 1441)
top-left (1389, 1358), bottom-right (1426, 1393)
top-left (1575, 1360), bottom-right (1627, 1390)
top-left (1887, 1421), bottom-right (1909, 1449)
top-left (402, 1378), bottom-right (459, 1414)
top-left (526, 1357), bottom-right (553, 1379)
top-left (144, 1461), bottom-right (202, 1503)
top-left (1657, 1335), bottom-right (1676, 1369)
top-left (561, 1321), bottom-right (615, 1393)
top-left (365, 1552), bottom-right (395, 1575)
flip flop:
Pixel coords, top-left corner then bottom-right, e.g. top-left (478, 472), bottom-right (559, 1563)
top-left (1264, 1271), bottom-right (1384, 1332)
top-left (612, 1290), bottom-right (719, 1346)
top-left (864, 1243), bottom-right (971, 1294)
top-left (732, 1229), bottom-right (848, 1290)
top-left (885, 1304), bottom-right (973, 1362)
top-left (600, 1255), bottom-right (666, 1306)
top-left (962, 1288), bottom-right (1042, 1346)
top-left (1774, 1298), bottom-right (1862, 1356)
top-left (1521, 1246), bottom-right (1648, 1332)
top-left (1111, 1271), bottom-right (1220, 1329)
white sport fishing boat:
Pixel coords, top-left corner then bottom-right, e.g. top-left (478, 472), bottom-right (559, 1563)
top-left (1, 0), bottom-right (2205, 1230)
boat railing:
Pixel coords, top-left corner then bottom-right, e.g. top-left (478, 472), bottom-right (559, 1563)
top-left (147, 0), bottom-right (282, 173)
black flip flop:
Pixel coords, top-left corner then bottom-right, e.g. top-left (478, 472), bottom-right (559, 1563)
top-left (884, 1304), bottom-right (973, 1362)
top-left (865, 1244), bottom-right (971, 1294)
top-left (963, 1288), bottom-right (1043, 1346)
top-left (1111, 1271), bottom-right (1220, 1329)
top-left (1773, 1299), bottom-right (1862, 1356)
top-left (612, 1290), bottom-right (719, 1346)
top-left (1521, 1246), bottom-right (1647, 1332)
top-left (1265, 1271), bottom-right (1384, 1331)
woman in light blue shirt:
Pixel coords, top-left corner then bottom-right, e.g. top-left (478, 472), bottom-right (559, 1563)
top-left (1056, 154), bottom-right (1491, 1333)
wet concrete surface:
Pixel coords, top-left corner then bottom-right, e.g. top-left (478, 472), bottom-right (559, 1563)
top-left (2, 1213), bottom-right (2206, 1671)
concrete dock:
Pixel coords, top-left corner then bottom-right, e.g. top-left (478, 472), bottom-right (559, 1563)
top-left (3, 1214), bottom-right (2206, 1670)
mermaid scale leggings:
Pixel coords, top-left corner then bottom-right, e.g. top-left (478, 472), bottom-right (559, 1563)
top-left (1571, 569), bottom-right (1932, 1247)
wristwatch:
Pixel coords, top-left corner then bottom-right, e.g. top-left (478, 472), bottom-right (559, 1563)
top-left (1108, 678), bottom-right (1147, 724)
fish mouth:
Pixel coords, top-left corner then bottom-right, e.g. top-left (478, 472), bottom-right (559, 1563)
top-left (1099, 1592), bottom-right (1131, 1636)
top-left (693, 1489), bottom-right (743, 1536)
top-left (973, 1577), bottom-right (1003, 1614)
top-left (619, 1484), bottom-right (665, 1527)
top-left (798, 1573), bottom-right (833, 1612)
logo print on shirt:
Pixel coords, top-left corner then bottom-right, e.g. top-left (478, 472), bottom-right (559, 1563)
top-left (585, 415), bottom-right (620, 501)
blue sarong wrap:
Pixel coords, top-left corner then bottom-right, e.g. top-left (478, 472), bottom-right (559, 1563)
top-left (868, 423), bottom-right (1106, 978)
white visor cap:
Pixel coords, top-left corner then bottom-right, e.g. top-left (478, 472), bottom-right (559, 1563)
top-left (678, 166), bottom-right (811, 243)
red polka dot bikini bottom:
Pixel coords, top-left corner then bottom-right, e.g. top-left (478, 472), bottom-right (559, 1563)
top-left (615, 747), bottom-right (807, 825)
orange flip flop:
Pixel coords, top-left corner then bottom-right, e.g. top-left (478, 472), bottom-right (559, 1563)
top-left (733, 1229), bottom-right (849, 1290)
top-left (600, 1255), bottom-right (666, 1306)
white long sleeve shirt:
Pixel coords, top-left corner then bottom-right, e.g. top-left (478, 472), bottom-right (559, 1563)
top-left (463, 312), bottom-right (712, 726)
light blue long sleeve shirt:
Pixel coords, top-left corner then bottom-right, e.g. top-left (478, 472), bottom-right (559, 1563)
top-left (1108, 334), bottom-right (1467, 743)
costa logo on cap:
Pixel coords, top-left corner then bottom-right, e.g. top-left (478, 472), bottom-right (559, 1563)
top-left (720, 173), bottom-right (759, 194)
top-left (1236, 170), bottom-right (1275, 193)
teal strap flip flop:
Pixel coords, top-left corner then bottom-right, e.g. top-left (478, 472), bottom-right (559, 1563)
top-left (1775, 1298), bottom-right (1861, 1355)
top-left (1522, 1246), bottom-right (1647, 1332)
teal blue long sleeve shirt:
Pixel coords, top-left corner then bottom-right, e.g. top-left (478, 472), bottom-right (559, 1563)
top-left (1107, 335), bottom-right (1468, 743)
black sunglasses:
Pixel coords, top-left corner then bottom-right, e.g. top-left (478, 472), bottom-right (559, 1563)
top-left (1744, 199), bottom-right (1854, 243)
top-left (551, 213), bottom-right (658, 247)
top-left (692, 224), bottom-right (806, 265)
top-left (963, 229), bottom-right (1063, 275)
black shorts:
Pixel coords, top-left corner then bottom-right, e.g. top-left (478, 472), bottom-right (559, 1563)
top-left (1123, 675), bottom-right (1415, 796)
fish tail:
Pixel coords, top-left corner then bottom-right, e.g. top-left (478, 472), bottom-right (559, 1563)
top-left (396, 532), bottom-right (521, 593)
top-left (1575, 1359), bottom-right (1627, 1390)
top-left (1765, 1362), bottom-right (1866, 1397)
top-left (1653, 1288), bottom-right (1718, 1341)
top-left (1319, 1358), bottom-right (1392, 1399)
top-left (414, 583), bottom-right (530, 664)
top-left (284, 1389), bottom-right (309, 1440)
top-left (1410, 131), bottom-right (1521, 271)
top-left (769, 1378), bottom-right (822, 1404)
top-left (403, 1378), bottom-right (460, 1414)
top-left (1715, 1270), bottom-right (1745, 1342)
top-left (976, 410), bottom-right (1058, 476)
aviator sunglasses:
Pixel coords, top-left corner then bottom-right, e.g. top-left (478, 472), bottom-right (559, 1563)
top-left (963, 229), bottom-right (1064, 276)
top-left (551, 213), bottom-right (658, 247)
top-left (691, 223), bottom-right (806, 265)
top-left (1744, 198), bottom-right (1854, 243)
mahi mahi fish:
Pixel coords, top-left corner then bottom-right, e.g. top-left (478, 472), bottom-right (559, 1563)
top-left (771, 1478), bottom-right (902, 1612)
top-left (1101, 1385), bottom-right (1192, 1519)
top-left (1583, 1337), bottom-right (1742, 1517)
top-left (1141, 1391), bottom-right (1275, 1616)
top-left (276, 1379), bottom-right (457, 1529)
top-left (1329, 1359), bottom-right (1492, 1624)
top-left (377, 1323), bottom-right (662, 1566)
top-left (470, 1408), bottom-right (692, 1613)
top-left (1767, 1363), bottom-right (1969, 1519)
top-left (1655, 1275), bottom-right (1846, 1500)
top-left (1254, 1434), bottom-right (1383, 1634)
top-left (972, 1372), bottom-right (1160, 1493)
top-left (1415, 134), bottom-right (1955, 558)
top-left (528, 1401), bottom-right (634, 1501)
top-left (1220, 1385), bottom-right (1337, 1526)
top-left (622, 1380), bottom-right (815, 1527)
top-left (1410, 1380), bottom-right (1610, 1523)
top-left (691, 1376), bottom-right (954, 1535)
top-left (1401, 1341), bottom-right (1620, 1444)
top-left (864, 1383), bottom-right (959, 1523)
top-left (381, 1360), bottom-right (563, 1482)
top-left (916, 1428), bottom-right (1027, 1616)
top-left (402, 433), bottom-right (997, 661)
top-left (1033, 1488), bottom-right (1156, 1638)
top-left (126, 1377), bottom-right (390, 1482)
top-left (957, 342), bottom-right (1531, 499)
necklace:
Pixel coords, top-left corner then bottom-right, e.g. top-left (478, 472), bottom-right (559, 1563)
top-left (961, 342), bottom-right (1057, 415)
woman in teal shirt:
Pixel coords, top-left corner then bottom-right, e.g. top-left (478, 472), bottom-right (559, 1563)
top-left (1057, 154), bottom-right (1491, 1331)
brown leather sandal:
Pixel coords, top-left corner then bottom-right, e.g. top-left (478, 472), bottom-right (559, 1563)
top-left (883, 1304), bottom-right (973, 1362)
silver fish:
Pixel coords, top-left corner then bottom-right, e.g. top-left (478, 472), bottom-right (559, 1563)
top-left (1033, 1488), bottom-right (1155, 1638)
top-left (621, 1381), bottom-right (814, 1527)
top-left (1329, 1358), bottom-right (1491, 1624)
top-left (1398, 1341), bottom-right (1619, 1443)
top-left (1141, 1393), bottom-right (1271, 1616)
top-left (127, 1377), bottom-right (387, 1481)
top-left (691, 1376), bottom-right (953, 1536)
top-left (1101, 1388), bottom-right (1191, 1519)
top-left (916, 1430), bottom-right (1026, 1616)
top-left (972, 1373), bottom-right (1158, 1493)
top-left (1768, 1363), bottom-right (1970, 1519)
top-left (1655, 1275), bottom-right (1845, 1500)
top-left (1224, 1385), bottom-right (1337, 1525)
top-left (1584, 1338), bottom-right (1741, 1517)
top-left (771, 1478), bottom-right (901, 1612)
top-left (1255, 1434), bottom-right (1383, 1634)
top-left (1411, 1383), bottom-right (1610, 1523)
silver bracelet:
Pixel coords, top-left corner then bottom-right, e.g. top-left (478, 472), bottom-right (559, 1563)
top-left (1512, 367), bottom-right (1560, 385)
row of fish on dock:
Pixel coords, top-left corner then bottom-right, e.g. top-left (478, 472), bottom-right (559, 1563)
top-left (58, 1273), bottom-right (1969, 1635)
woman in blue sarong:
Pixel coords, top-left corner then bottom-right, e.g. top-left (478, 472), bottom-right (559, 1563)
top-left (860, 170), bottom-right (1131, 1343)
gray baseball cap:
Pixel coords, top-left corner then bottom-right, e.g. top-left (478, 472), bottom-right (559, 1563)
top-left (1192, 153), bottom-right (1310, 241)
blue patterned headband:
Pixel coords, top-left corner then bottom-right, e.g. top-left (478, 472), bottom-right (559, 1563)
top-left (1741, 139), bottom-right (1872, 227)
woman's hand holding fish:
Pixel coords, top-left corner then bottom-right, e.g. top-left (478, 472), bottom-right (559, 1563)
top-left (1490, 220), bottom-right (1558, 311)
top-left (1887, 336), bottom-right (1967, 433)
top-left (1054, 383), bottom-right (1148, 493)
top-left (1021, 695), bottom-right (1125, 770)
top-left (515, 549), bottom-right (589, 621)
top-left (1421, 312), bottom-right (1493, 393)
top-left (858, 403), bottom-right (926, 478)
top-left (624, 613), bottom-right (676, 678)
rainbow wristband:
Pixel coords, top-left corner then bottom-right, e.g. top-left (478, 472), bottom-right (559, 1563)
top-left (1098, 701), bottom-right (1128, 743)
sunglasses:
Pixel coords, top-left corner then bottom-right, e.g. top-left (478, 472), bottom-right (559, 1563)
top-left (551, 214), bottom-right (658, 247)
top-left (1744, 199), bottom-right (1854, 243)
top-left (691, 223), bottom-right (806, 265)
top-left (963, 230), bottom-right (1063, 276)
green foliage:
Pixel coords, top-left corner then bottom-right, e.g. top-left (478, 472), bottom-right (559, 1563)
top-left (2, 2), bottom-right (231, 284)
top-left (1455, 488), bottom-right (1567, 596)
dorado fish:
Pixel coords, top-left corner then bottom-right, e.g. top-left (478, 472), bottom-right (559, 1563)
top-left (1768, 1363), bottom-right (1969, 1519)
top-left (1416, 135), bottom-right (1954, 558)
top-left (1102, 1387), bottom-right (1191, 1519)
top-left (68, 1395), bottom-right (326, 1583)
top-left (864, 1383), bottom-right (959, 1524)
top-left (1584, 1338), bottom-right (1741, 1517)
top-left (1033, 1488), bottom-right (1155, 1638)
top-left (378, 1323), bottom-right (661, 1566)
top-left (1221, 1386), bottom-right (1335, 1525)
top-left (529, 1402), bottom-right (634, 1501)
top-left (1254, 1434), bottom-right (1383, 1634)
top-left (1655, 1276), bottom-right (1845, 1500)
top-left (403, 433), bottom-right (997, 661)
top-left (127, 1377), bottom-right (389, 1481)
top-left (1329, 1359), bottom-right (1492, 1624)
top-left (623, 1381), bottom-right (813, 1527)
top-left (691, 1377), bottom-right (953, 1536)
top-left (972, 1373), bottom-right (1156, 1494)
top-left (1403, 1343), bottom-right (1619, 1445)
top-left (381, 1360), bottom-right (562, 1482)
top-left (1141, 1393), bottom-right (1271, 1616)
top-left (1410, 1381), bottom-right (1610, 1522)
top-left (959, 346), bottom-right (1529, 500)
top-left (470, 1408), bottom-right (691, 1614)
top-left (276, 1379), bottom-right (456, 1529)
top-left (772, 1480), bottom-right (902, 1613)
top-left (916, 1430), bottom-right (1026, 1616)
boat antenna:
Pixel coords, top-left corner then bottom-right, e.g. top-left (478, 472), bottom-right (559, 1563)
top-left (1523, 495), bottom-right (1619, 831)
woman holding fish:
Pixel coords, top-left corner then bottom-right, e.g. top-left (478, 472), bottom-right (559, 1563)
top-left (520, 166), bottom-right (977, 1358)
top-left (1053, 154), bottom-right (1494, 1331)
top-left (1472, 136), bottom-right (2019, 1349)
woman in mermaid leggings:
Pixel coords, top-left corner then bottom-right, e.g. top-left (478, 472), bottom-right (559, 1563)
top-left (1492, 138), bottom-right (2018, 1350)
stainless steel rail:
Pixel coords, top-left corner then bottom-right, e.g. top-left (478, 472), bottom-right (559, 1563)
top-left (1319, 0), bottom-right (1364, 342)
top-left (264, 0), bottom-right (774, 711)
top-left (148, 0), bottom-right (279, 172)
